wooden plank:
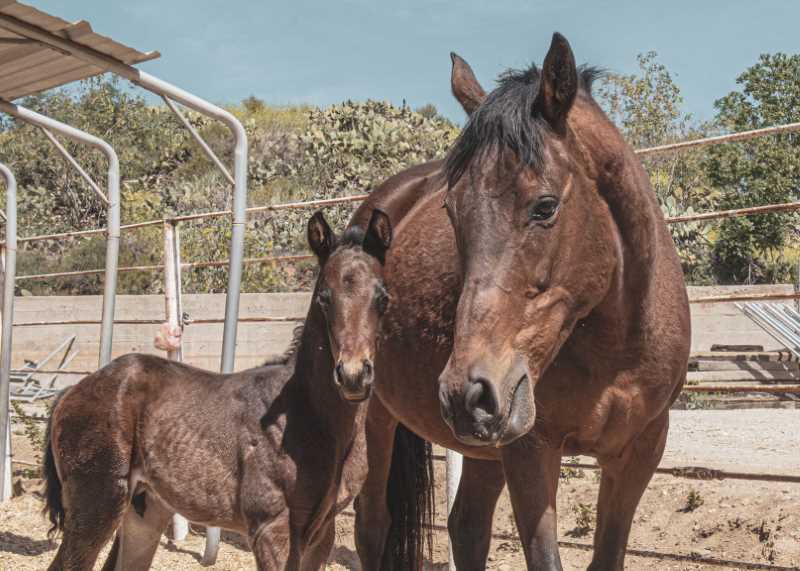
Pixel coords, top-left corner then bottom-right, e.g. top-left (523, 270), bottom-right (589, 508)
top-left (690, 359), bottom-right (798, 372)
top-left (710, 344), bottom-right (764, 352)
top-left (683, 385), bottom-right (800, 393)
top-left (0, 39), bottom-right (48, 66)
top-left (0, 37), bottom-right (31, 45)
top-left (4, 63), bottom-right (103, 100)
top-left (0, 48), bottom-right (72, 80)
top-left (690, 350), bottom-right (797, 362)
top-left (687, 370), bottom-right (799, 383)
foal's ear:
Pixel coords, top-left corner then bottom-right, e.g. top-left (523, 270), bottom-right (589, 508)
top-left (307, 211), bottom-right (334, 264)
top-left (451, 52), bottom-right (486, 116)
top-left (535, 32), bottom-right (578, 135)
top-left (363, 209), bottom-right (392, 264)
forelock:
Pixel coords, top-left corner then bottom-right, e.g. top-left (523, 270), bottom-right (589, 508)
top-left (445, 64), bottom-right (603, 188)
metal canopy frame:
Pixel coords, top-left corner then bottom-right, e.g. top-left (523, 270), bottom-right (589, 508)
top-left (0, 0), bottom-right (159, 101)
top-left (0, 1), bottom-right (248, 375)
top-left (0, 103), bottom-right (120, 505)
top-left (0, 99), bottom-right (121, 368)
top-left (0, 3), bottom-right (248, 558)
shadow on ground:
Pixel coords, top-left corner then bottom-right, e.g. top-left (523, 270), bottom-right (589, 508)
top-left (0, 530), bottom-right (56, 556)
top-left (328, 545), bottom-right (448, 570)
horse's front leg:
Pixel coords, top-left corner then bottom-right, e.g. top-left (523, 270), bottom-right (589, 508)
top-left (354, 396), bottom-right (398, 570)
top-left (589, 410), bottom-right (669, 571)
top-left (502, 436), bottom-right (563, 571)
top-left (448, 457), bottom-right (506, 570)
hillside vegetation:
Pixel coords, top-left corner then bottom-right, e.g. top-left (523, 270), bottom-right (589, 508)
top-left (1, 51), bottom-right (798, 295)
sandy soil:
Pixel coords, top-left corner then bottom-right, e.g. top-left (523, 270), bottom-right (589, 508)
top-left (2, 410), bottom-right (798, 570)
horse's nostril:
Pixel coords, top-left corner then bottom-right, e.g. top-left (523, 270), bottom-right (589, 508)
top-left (362, 359), bottom-right (373, 377)
top-left (334, 362), bottom-right (344, 386)
top-left (438, 384), bottom-right (453, 421)
top-left (465, 377), bottom-right (499, 421)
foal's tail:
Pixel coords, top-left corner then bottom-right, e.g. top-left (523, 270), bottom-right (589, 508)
top-left (42, 392), bottom-right (66, 538)
top-left (382, 424), bottom-right (435, 570)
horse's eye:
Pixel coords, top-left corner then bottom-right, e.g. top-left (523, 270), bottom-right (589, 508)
top-left (529, 195), bottom-right (560, 221)
top-left (317, 289), bottom-right (332, 308)
top-left (375, 291), bottom-right (390, 315)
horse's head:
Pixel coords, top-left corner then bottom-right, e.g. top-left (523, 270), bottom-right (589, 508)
top-left (438, 34), bottom-right (619, 446)
top-left (308, 209), bottom-right (392, 403)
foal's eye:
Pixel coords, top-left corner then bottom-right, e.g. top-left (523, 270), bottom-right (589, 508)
top-left (317, 289), bottom-right (332, 308)
top-left (529, 195), bottom-right (560, 222)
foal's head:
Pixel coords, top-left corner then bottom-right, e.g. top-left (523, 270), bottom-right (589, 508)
top-left (307, 209), bottom-right (392, 402)
top-left (438, 34), bottom-right (620, 446)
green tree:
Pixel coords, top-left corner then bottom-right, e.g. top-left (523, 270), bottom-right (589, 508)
top-left (597, 52), bottom-right (715, 283)
top-left (0, 78), bottom-right (459, 296)
top-left (704, 53), bottom-right (800, 283)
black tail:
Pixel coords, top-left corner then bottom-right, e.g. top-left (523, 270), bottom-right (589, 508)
top-left (382, 424), bottom-right (435, 570)
top-left (42, 393), bottom-right (66, 538)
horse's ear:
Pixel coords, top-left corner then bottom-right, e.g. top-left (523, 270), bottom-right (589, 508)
top-left (363, 209), bottom-right (392, 264)
top-left (535, 32), bottom-right (578, 135)
top-left (307, 211), bottom-right (334, 264)
top-left (451, 52), bottom-right (486, 116)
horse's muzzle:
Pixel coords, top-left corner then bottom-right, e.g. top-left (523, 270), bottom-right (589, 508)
top-left (334, 359), bottom-right (374, 403)
top-left (439, 364), bottom-right (535, 447)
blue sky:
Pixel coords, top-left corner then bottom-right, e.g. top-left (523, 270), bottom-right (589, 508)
top-left (34, 0), bottom-right (800, 124)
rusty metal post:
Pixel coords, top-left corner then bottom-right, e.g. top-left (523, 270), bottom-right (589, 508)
top-left (163, 221), bottom-right (190, 539)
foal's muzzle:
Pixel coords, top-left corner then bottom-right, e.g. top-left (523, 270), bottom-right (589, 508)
top-left (334, 359), bottom-right (374, 402)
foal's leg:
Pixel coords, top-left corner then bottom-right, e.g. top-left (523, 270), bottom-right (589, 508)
top-left (502, 437), bottom-right (563, 571)
top-left (354, 396), bottom-right (398, 570)
top-left (100, 492), bottom-right (173, 571)
top-left (588, 410), bottom-right (669, 571)
top-left (299, 517), bottom-right (335, 571)
top-left (47, 475), bottom-right (129, 571)
top-left (448, 457), bottom-right (505, 570)
top-left (251, 511), bottom-right (295, 570)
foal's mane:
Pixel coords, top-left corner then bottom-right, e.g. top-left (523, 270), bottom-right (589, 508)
top-left (262, 323), bottom-right (305, 367)
top-left (445, 63), bottom-right (603, 188)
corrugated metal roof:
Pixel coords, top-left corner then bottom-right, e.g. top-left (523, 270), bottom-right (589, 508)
top-left (0, 0), bottom-right (159, 100)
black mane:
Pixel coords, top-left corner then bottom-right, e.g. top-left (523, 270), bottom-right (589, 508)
top-left (338, 226), bottom-right (367, 249)
top-left (262, 323), bottom-right (305, 367)
top-left (445, 64), bottom-right (602, 188)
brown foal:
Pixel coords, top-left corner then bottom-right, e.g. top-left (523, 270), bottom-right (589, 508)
top-left (42, 210), bottom-right (393, 571)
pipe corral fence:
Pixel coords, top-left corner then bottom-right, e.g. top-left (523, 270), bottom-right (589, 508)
top-left (1, 2), bottom-right (800, 568)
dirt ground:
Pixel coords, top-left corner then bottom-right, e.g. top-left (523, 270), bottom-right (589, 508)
top-left (2, 411), bottom-right (798, 570)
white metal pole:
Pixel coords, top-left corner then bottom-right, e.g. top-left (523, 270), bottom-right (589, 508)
top-left (163, 221), bottom-right (183, 363)
top-left (0, 100), bottom-right (120, 368)
top-left (126, 71), bottom-right (246, 569)
top-left (163, 221), bottom-right (189, 540)
top-left (0, 163), bottom-right (17, 503)
top-left (446, 449), bottom-right (463, 571)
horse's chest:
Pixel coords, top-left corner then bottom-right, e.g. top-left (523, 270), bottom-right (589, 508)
top-left (539, 365), bottom-right (654, 457)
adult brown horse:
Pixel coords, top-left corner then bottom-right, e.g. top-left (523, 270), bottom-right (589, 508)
top-left (350, 33), bottom-right (691, 570)
top-left (42, 210), bottom-right (394, 571)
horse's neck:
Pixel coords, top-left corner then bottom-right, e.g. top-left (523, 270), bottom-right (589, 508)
top-left (292, 303), bottom-right (362, 443)
top-left (571, 95), bottom-right (663, 336)
top-left (351, 160), bottom-right (445, 230)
